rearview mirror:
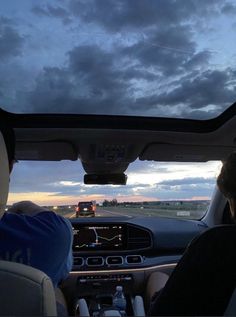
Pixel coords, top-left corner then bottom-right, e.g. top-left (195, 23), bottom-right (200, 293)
top-left (84, 173), bottom-right (127, 185)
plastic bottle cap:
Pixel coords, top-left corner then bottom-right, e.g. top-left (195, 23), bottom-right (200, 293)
top-left (116, 286), bottom-right (123, 291)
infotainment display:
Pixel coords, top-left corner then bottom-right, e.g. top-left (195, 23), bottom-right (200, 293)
top-left (72, 225), bottom-right (125, 251)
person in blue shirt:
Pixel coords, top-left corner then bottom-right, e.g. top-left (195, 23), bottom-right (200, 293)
top-left (0, 125), bottom-right (73, 288)
top-left (5, 201), bottom-right (73, 287)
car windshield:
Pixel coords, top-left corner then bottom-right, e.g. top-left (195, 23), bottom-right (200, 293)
top-left (8, 160), bottom-right (222, 220)
top-left (0, 1), bottom-right (236, 119)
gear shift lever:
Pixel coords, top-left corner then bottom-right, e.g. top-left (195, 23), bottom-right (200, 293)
top-left (75, 298), bottom-right (90, 317)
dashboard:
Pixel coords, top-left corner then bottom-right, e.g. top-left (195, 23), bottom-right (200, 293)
top-left (63, 216), bottom-right (208, 314)
top-left (70, 216), bottom-right (208, 272)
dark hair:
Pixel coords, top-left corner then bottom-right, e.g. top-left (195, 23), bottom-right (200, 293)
top-left (0, 125), bottom-right (15, 165)
top-left (217, 152), bottom-right (236, 199)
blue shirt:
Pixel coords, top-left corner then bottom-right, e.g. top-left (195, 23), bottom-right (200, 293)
top-left (0, 211), bottom-right (73, 287)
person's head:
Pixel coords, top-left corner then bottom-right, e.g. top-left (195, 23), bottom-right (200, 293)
top-left (0, 125), bottom-right (15, 173)
top-left (217, 152), bottom-right (236, 220)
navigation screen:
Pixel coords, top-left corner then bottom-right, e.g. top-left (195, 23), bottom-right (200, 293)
top-left (72, 225), bottom-right (125, 251)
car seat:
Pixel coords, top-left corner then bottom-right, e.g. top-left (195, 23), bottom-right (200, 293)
top-left (0, 260), bottom-right (57, 316)
top-left (0, 129), bottom-right (57, 316)
top-left (148, 225), bottom-right (236, 316)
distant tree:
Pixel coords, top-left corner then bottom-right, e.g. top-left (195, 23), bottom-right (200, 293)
top-left (111, 198), bottom-right (118, 206)
top-left (103, 199), bottom-right (109, 207)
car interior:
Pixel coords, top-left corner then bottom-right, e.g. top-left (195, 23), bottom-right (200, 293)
top-left (1, 1), bottom-right (236, 315)
top-left (0, 105), bottom-right (236, 316)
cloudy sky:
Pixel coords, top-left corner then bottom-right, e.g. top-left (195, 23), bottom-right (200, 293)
top-left (0, 0), bottom-right (232, 205)
top-left (8, 160), bottom-right (222, 206)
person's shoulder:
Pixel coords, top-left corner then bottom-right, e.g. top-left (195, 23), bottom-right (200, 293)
top-left (1, 213), bottom-right (73, 248)
top-left (2, 211), bottom-right (72, 232)
top-left (34, 211), bottom-right (67, 220)
top-left (32, 212), bottom-right (73, 245)
top-left (35, 211), bottom-right (72, 229)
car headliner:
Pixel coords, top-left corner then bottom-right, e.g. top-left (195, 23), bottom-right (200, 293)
top-left (0, 104), bottom-right (235, 177)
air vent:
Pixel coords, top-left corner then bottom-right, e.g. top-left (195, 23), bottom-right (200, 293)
top-left (73, 257), bottom-right (84, 266)
top-left (127, 225), bottom-right (152, 250)
top-left (86, 257), bottom-right (104, 266)
top-left (126, 255), bottom-right (143, 264)
top-left (106, 256), bottom-right (123, 266)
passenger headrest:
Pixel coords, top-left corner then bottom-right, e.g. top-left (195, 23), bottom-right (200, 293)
top-left (0, 260), bottom-right (57, 316)
top-left (0, 131), bottom-right (9, 216)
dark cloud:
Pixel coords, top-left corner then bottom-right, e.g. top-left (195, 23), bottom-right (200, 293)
top-left (24, 67), bottom-right (77, 113)
top-left (157, 69), bottom-right (236, 109)
top-left (68, 45), bottom-right (125, 93)
top-left (132, 69), bottom-right (236, 117)
top-left (121, 25), bottom-right (199, 76)
top-left (6, 42), bottom-right (236, 119)
top-left (69, 0), bottom-right (223, 32)
top-left (0, 0), bottom-right (234, 120)
top-left (181, 109), bottom-right (220, 120)
top-left (16, 41), bottom-right (218, 117)
top-left (221, 3), bottom-right (236, 14)
top-left (18, 45), bottom-right (130, 114)
top-left (0, 17), bottom-right (24, 60)
top-left (183, 51), bottom-right (212, 71)
top-left (32, 4), bottom-right (71, 24)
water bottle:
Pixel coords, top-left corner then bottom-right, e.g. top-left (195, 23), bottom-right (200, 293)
top-left (112, 285), bottom-right (127, 314)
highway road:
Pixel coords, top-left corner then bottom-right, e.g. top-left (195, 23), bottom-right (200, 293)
top-left (68, 207), bottom-right (131, 218)
top-left (60, 206), bottom-right (203, 219)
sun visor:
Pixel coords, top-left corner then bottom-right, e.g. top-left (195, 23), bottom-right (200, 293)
top-left (0, 132), bottom-right (9, 215)
top-left (16, 141), bottom-right (78, 161)
top-left (140, 144), bottom-right (236, 162)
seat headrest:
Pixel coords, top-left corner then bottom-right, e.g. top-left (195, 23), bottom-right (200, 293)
top-left (0, 131), bottom-right (9, 216)
top-left (0, 260), bottom-right (57, 316)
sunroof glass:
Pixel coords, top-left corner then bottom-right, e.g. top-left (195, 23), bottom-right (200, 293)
top-left (1, 0), bottom-right (236, 119)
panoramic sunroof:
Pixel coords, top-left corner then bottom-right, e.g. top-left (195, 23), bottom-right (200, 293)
top-left (0, 1), bottom-right (236, 119)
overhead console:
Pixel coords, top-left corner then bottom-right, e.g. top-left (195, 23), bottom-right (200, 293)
top-left (16, 141), bottom-right (78, 161)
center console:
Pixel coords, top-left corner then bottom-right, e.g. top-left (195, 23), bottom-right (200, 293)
top-left (69, 222), bottom-right (151, 316)
top-left (75, 294), bottom-right (145, 317)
